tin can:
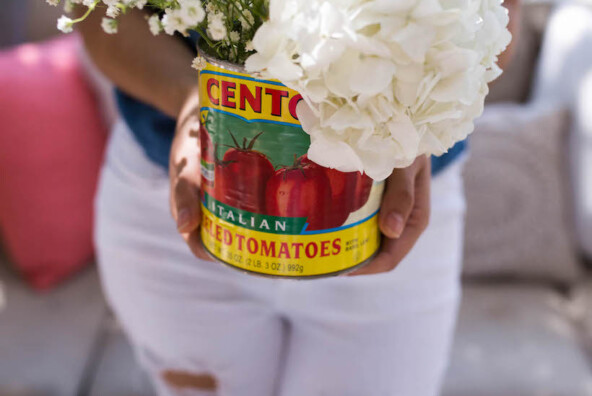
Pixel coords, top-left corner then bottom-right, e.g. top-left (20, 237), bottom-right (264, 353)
top-left (198, 54), bottom-right (385, 279)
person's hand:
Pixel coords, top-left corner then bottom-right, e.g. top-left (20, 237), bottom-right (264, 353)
top-left (169, 86), bottom-right (213, 261)
top-left (348, 155), bottom-right (431, 276)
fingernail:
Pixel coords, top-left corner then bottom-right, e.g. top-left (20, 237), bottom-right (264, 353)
top-left (177, 208), bottom-right (191, 232)
top-left (386, 213), bottom-right (405, 238)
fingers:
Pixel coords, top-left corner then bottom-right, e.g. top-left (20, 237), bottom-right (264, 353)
top-left (167, 86), bottom-right (214, 261)
top-left (348, 219), bottom-right (424, 276)
top-left (169, 134), bottom-right (201, 234)
top-left (169, 98), bottom-right (202, 233)
top-left (410, 155), bottom-right (431, 233)
top-left (346, 238), bottom-right (401, 276)
top-left (348, 156), bottom-right (431, 276)
top-left (173, 177), bottom-right (202, 233)
top-left (170, 144), bottom-right (214, 262)
top-left (173, 174), bottom-right (213, 262)
top-left (378, 161), bottom-right (417, 239)
top-left (184, 229), bottom-right (212, 261)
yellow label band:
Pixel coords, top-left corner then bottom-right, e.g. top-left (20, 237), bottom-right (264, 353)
top-left (199, 64), bottom-right (303, 126)
top-left (200, 204), bottom-right (381, 277)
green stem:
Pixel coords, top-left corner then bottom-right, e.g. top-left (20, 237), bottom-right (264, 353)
top-left (71, 0), bottom-right (100, 23)
top-left (248, 0), bottom-right (267, 20)
top-left (197, 27), bottom-right (216, 48)
top-left (229, 1), bottom-right (254, 29)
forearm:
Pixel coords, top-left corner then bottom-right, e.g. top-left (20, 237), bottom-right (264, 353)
top-left (76, 8), bottom-right (196, 118)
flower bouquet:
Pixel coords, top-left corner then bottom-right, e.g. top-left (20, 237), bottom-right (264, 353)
top-left (49, 0), bottom-right (511, 278)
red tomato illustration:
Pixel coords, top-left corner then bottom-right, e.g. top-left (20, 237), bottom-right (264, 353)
top-left (266, 157), bottom-right (333, 231)
top-left (215, 132), bottom-right (274, 214)
top-left (352, 172), bottom-right (374, 212)
top-left (299, 155), bottom-right (357, 227)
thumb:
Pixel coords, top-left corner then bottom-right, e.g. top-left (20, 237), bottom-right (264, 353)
top-left (379, 167), bottom-right (415, 239)
top-left (173, 177), bottom-right (202, 233)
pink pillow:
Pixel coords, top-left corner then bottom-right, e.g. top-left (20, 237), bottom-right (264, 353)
top-left (0, 35), bottom-right (107, 290)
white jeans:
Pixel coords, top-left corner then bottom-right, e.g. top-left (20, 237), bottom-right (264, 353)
top-left (95, 121), bottom-right (466, 396)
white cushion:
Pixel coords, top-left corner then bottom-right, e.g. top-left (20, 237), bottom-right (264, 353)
top-left (532, 2), bottom-right (592, 259)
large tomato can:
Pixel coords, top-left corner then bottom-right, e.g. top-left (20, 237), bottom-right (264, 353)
top-left (198, 54), bottom-right (385, 279)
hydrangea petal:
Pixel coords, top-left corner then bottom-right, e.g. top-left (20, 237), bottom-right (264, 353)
top-left (349, 57), bottom-right (396, 96)
top-left (308, 136), bottom-right (364, 173)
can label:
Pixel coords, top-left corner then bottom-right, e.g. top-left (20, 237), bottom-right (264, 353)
top-left (198, 59), bottom-right (384, 278)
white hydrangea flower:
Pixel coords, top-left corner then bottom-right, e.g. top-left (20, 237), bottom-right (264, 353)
top-left (57, 15), bottom-right (74, 33)
top-left (247, 0), bottom-right (512, 180)
top-left (46, 0), bottom-right (60, 6)
top-left (101, 17), bottom-right (118, 34)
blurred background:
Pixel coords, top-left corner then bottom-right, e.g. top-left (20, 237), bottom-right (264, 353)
top-left (1, 0), bottom-right (592, 395)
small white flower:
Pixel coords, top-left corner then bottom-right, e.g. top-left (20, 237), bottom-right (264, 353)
top-left (239, 10), bottom-right (255, 30)
top-left (162, 9), bottom-right (186, 35)
top-left (207, 12), bottom-right (227, 41)
top-left (179, 0), bottom-right (206, 26)
top-left (245, 41), bottom-right (254, 52)
top-left (106, 5), bottom-right (119, 18)
top-left (101, 17), bottom-right (118, 34)
top-left (57, 15), bottom-right (74, 33)
top-left (148, 14), bottom-right (161, 36)
top-left (229, 31), bottom-right (240, 43)
top-left (46, 0), bottom-right (60, 6)
top-left (191, 56), bottom-right (207, 71)
top-left (63, 0), bottom-right (74, 13)
top-left (161, 2), bottom-right (204, 36)
top-left (205, 2), bottom-right (216, 14)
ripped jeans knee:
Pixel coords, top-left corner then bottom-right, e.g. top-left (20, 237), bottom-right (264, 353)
top-left (137, 346), bottom-right (218, 396)
top-left (162, 370), bottom-right (217, 394)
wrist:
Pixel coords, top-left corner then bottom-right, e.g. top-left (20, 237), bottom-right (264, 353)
top-left (175, 83), bottom-right (200, 134)
top-left (177, 79), bottom-right (199, 122)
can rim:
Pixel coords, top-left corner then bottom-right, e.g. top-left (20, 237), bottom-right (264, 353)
top-left (197, 47), bottom-right (247, 74)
